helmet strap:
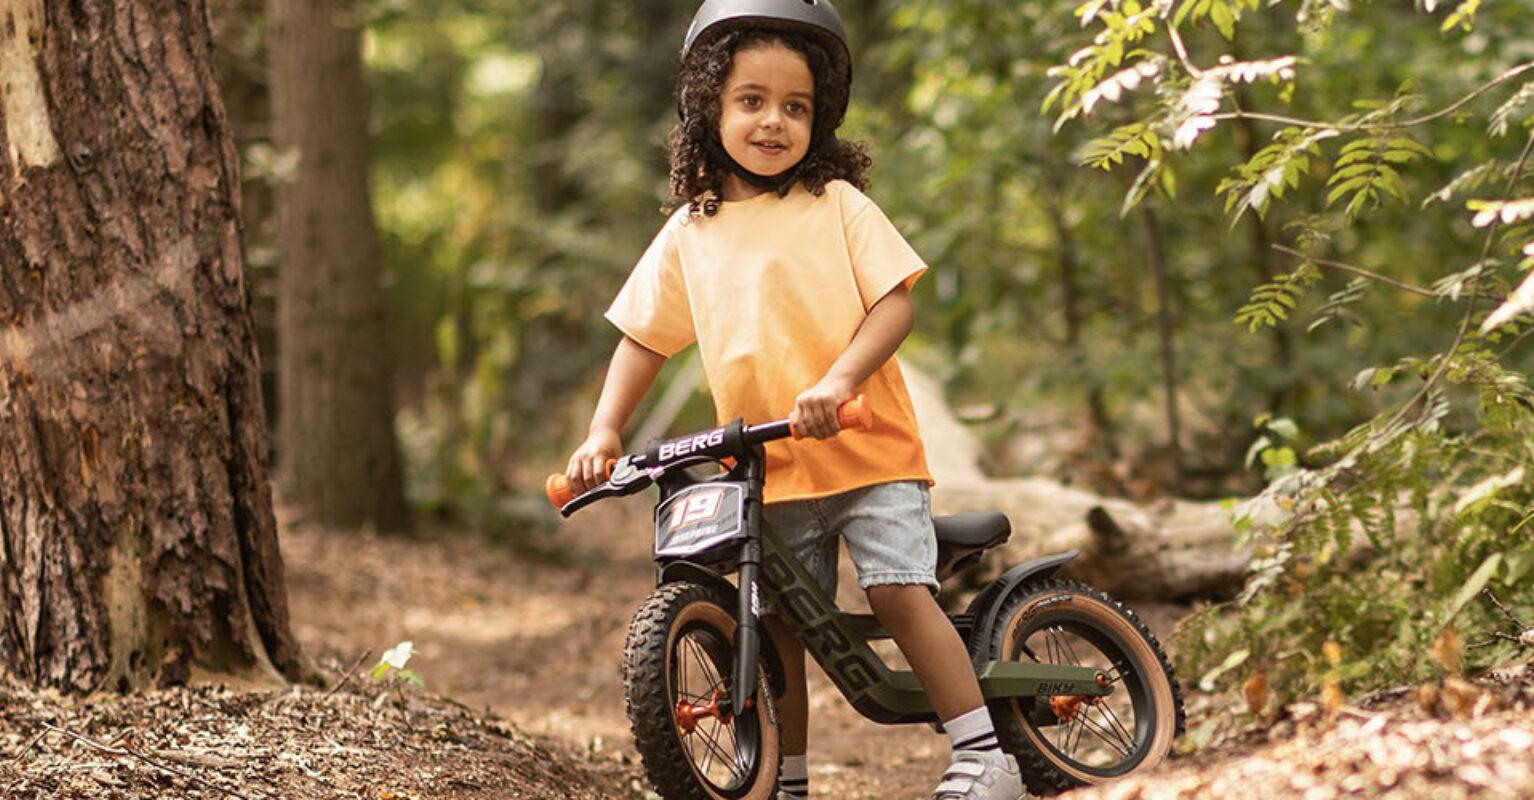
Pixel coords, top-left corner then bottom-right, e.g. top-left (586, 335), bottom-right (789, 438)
top-left (705, 133), bottom-right (803, 196)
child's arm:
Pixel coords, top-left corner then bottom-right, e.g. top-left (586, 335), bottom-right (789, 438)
top-left (792, 285), bottom-right (915, 439)
top-left (565, 335), bottom-right (667, 494)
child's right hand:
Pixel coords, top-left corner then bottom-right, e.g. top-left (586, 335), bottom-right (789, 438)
top-left (565, 427), bottom-right (624, 496)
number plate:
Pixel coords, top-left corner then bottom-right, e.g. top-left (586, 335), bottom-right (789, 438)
top-left (654, 483), bottom-right (746, 560)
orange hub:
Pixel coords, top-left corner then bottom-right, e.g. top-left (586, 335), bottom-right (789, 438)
top-left (675, 690), bottom-right (732, 734)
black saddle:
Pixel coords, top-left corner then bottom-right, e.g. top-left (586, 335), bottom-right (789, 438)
top-left (933, 511), bottom-right (1010, 577)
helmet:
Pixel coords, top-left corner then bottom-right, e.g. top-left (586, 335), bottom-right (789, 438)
top-left (682, 0), bottom-right (853, 124)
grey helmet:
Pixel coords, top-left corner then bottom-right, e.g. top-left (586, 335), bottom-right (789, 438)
top-left (682, 0), bottom-right (853, 124)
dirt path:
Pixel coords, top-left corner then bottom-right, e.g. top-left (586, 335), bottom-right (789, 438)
top-left (279, 510), bottom-right (1534, 800)
top-left (280, 502), bottom-right (1188, 798)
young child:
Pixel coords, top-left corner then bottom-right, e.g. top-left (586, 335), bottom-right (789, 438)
top-left (565, 2), bottom-right (1025, 798)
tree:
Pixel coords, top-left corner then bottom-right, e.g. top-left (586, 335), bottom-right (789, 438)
top-left (268, 0), bottom-right (409, 531)
top-left (0, 0), bottom-right (307, 693)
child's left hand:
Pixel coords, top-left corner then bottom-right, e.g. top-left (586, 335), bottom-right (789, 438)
top-left (791, 376), bottom-right (855, 439)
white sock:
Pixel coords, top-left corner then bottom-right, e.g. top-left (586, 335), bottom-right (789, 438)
top-left (945, 706), bottom-right (1003, 757)
top-left (779, 754), bottom-right (808, 797)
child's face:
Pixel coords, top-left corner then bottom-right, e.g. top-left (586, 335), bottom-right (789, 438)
top-left (718, 41), bottom-right (814, 182)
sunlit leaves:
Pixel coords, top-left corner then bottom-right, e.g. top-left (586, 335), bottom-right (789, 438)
top-left (1078, 122), bottom-right (1163, 169)
top-left (1469, 197), bottom-right (1534, 228)
top-left (1309, 278), bottom-right (1368, 332)
top-left (1422, 160), bottom-right (1517, 207)
top-left (1489, 80), bottom-right (1534, 138)
top-left (1169, 57), bottom-right (1298, 149)
top-left (1439, 0), bottom-right (1482, 33)
top-left (1325, 135), bottom-right (1432, 217)
top-left (1235, 260), bottom-right (1322, 332)
top-left (1079, 60), bottom-right (1163, 116)
top-left (1216, 127), bottom-right (1335, 220)
top-left (1044, 1), bottom-right (1161, 128)
top-left (1481, 269), bottom-right (1534, 333)
top-left (1172, 0), bottom-right (1261, 40)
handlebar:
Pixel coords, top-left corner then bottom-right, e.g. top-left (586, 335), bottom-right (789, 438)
top-left (545, 395), bottom-right (873, 510)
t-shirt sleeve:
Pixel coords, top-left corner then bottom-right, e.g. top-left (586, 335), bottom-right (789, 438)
top-left (605, 214), bottom-right (696, 357)
top-left (841, 184), bottom-right (928, 311)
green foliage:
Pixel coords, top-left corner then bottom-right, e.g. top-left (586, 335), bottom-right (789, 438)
top-left (1050, 0), bottom-right (1534, 704)
top-left (1235, 261), bottom-right (1322, 332)
top-left (1325, 135), bottom-right (1432, 218)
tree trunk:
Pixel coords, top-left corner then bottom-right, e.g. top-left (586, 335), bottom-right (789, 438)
top-left (268, 0), bottom-right (409, 531)
top-left (1135, 203), bottom-right (1185, 492)
top-left (0, 0), bottom-right (307, 693)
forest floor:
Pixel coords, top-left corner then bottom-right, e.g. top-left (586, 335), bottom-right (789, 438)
top-left (3, 500), bottom-right (1533, 799)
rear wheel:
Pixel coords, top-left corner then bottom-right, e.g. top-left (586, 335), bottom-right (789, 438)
top-left (624, 582), bottom-right (780, 800)
top-left (974, 579), bottom-right (1184, 796)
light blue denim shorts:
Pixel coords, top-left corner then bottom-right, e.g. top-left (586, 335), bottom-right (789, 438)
top-left (762, 480), bottom-right (939, 605)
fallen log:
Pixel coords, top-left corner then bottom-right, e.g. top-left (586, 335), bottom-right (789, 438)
top-left (904, 364), bottom-right (1249, 601)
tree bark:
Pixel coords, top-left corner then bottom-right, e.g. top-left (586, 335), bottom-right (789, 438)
top-left (0, 0), bottom-right (307, 693)
top-left (1135, 203), bottom-right (1184, 492)
top-left (268, 0), bottom-right (409, 531)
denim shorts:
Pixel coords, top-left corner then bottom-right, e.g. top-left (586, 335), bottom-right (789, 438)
top-left (761, 480), bottom-right (939, 608)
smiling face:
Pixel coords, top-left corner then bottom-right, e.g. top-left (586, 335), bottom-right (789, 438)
top-left (717, 40), bottom-right (815, 200)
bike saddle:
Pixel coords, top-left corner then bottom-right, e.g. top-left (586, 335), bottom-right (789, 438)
top-left (933, 511), bottom-right (1011, 549)
top-left (934, 511), bottom-right (1011, 578)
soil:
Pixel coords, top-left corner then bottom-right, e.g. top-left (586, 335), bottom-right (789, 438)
top-left (3, 499), bottom-right (1532, 799)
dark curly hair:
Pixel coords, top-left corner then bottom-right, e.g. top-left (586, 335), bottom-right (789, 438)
top-left (668, 28), bottom-right (872, 218)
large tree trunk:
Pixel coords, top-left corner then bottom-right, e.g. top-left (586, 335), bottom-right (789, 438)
top-left (0, 0), bottom-right (307, 693)
top-left (268, 0), bottom-right (409, 531)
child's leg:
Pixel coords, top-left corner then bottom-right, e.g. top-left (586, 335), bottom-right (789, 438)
top-left (864, 584), bottom-right (983, 721)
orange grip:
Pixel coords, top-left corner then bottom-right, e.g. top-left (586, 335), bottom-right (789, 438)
top-left (792, 395), bottom-right (875, 439)
top-left (836, 395), bottom-right (874, 431)
top-left (545, 459), bottom-right (616, 509)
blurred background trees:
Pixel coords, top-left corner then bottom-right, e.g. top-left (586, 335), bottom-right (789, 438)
top-left (203, 0), bottom-right (1533, 701)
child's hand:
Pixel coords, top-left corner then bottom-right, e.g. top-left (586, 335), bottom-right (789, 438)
top-left (791, 377), bottom-right (855, 439)
top-left (566, 427), bottom-right (623, 496)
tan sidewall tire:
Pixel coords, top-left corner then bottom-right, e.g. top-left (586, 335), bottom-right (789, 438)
top-left (664, 597), bottom-right (781, 800)
top-left (999, 586), bottom-right (1178, 787)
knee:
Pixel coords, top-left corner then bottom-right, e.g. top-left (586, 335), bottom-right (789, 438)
top-left (865, 583), bottom-right (926, 617)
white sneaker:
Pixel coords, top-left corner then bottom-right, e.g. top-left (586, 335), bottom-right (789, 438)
top-left (931, 751), bottom-right (1026, 800)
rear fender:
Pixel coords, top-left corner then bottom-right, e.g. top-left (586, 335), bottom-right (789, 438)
top-left (657, 560), bottom-right (787, 699)
top-left (963, 550), bottom-right (1079, 660)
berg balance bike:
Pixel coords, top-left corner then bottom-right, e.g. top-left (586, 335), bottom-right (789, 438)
top-left (546, 397), bottom-right (1184, 799)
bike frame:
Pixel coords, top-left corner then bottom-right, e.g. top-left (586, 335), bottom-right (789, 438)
top-left (657, 437), bottom-right (1112, 727)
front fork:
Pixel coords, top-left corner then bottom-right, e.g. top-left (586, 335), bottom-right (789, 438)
top-left (731, 450), bottom-right (767, 719)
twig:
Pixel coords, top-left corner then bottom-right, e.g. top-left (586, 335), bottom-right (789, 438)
top-left (39, 722), bottom-right (260, 800)
top-left (1483, 588), bottom-right (1528, 629)
top-left (322, 649), bottom-right (371, 698)
top-left (1272, 245), bottom-right (1437, 298)
top-left (6, 727), bottom-right (51, 763)
top-left (1210, 60), bottom-right (1534, 132)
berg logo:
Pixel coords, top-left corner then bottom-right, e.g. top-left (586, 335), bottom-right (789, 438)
top-left (658, 428), bottom-right (725, 461)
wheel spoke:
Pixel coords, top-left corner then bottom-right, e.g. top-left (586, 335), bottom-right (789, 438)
top-left (1076, 708), bottom-right (1133, 759)
top-left (1099, 700), bottom-right (1137, 752)
top-left (1058, 627), bottom-right (1086, 667)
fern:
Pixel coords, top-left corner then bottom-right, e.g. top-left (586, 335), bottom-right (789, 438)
top-left (1489, 80), bottom-right (1534, 138)
top-left (1216, 127), bottom-right (1336, 220)
top-left (1309, 277), bottom-right (1368, 332)
top-left (1422, 160), bottom-right (1515, 207)
top-left (1236, 260), bottom-right (1323, 332)
top-left (1326, 135), bottom-right (1432, 218)
top-left (1078, 122), bottom-right (1162, 170)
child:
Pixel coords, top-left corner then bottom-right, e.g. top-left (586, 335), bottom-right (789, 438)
top-left (565, 2), bottom-right (1025, 798)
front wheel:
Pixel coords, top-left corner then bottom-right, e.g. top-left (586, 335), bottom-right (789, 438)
top-left (624, 581), bottom-right (780, 800)
top-left (974, 579), bottom-right (1184, 797)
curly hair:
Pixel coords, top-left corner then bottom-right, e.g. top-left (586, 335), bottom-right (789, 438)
top-left (668, 28), bottom-right (872, 218)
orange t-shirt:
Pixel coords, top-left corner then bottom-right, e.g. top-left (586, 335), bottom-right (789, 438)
top-left (606, 180), bottom-right (933, 504)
